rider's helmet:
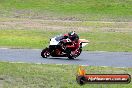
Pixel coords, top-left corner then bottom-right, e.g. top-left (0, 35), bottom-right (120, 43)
top-left (68, 31), bottom-right (76, 41)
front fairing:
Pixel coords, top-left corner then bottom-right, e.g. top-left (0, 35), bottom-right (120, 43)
top-left (50, 35), bottom-right (64, 45)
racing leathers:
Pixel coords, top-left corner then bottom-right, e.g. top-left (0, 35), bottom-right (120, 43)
top-left (63, 31), bottom-right (80, 55)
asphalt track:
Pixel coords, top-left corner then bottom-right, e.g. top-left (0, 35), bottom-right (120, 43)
top-left (0, 49), bottom-right (132, 67)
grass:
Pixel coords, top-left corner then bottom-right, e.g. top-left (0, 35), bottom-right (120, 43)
top-left (80, 32), bottom-right (132, 51)
top-left (0, 62), bottom-right (131, 88)
top-left (0, 29), bottom-right (132, 52)
top-left (0, 29), bottom-right (59, 49)
top-left (0, 0), bottom-right (132, 21)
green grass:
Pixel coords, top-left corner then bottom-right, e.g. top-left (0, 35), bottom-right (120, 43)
top-left (0, 29), bottom-right (59, 49)
top-left (80, 32), bottom-right (132, 51)
top-left (0, 62), bottom-right (131, 88)
top-left (0, 0), bottom-right (132, 21)
top-left (0, 29), bottom-right (132, 52)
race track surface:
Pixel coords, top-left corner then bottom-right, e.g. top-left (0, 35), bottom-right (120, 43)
top-left (0, 49), bottom-right (132, 67)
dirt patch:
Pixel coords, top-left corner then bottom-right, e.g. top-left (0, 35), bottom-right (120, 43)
top-left (0, 18), bottom-right (132, 32)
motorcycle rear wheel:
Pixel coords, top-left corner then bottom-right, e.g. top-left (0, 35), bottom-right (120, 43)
top-left (41, 48), bottom-right (50, 58)
top-left (68, 55), bottom-right (75, 59)
top-left (68, 48), bottom-right (82, 59)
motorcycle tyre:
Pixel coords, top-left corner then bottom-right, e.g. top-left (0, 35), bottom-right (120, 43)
top-left (41, 48), bottom-right (50, 58)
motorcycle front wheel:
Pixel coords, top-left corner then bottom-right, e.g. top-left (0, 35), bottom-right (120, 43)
top-left (41, 48), bottom-right (50, 58)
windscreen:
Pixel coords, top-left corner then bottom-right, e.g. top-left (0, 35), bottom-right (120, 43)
top-left (55, 35), bottom-right (64, 41)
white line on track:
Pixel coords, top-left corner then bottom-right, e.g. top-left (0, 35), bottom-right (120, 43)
top-left (0, 48), bottom-right (9, 49)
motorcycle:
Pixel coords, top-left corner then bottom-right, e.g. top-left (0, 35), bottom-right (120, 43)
top-left (41, 35), bottom-right (89, 59)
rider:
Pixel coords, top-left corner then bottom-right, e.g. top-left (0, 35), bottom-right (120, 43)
top-left (63, 31), bottom-right (80, 55)
top-left (64, 31), bottom-right (79, 42)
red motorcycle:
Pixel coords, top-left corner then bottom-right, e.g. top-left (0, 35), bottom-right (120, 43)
top-left (41, 35), bottom-right (89, 59)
